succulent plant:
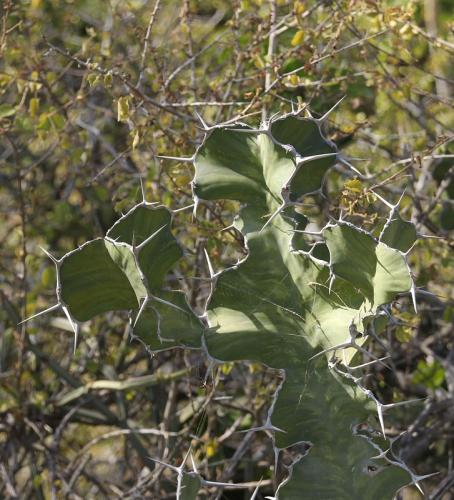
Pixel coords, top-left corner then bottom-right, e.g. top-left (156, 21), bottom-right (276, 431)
top-left (28, 110), bottom-right (426, 499)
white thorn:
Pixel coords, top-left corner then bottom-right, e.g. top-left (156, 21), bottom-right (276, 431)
top-left (172, 203), bottom-right (195, 213)
top-left (204, 248), bottom-right (215, 278)
top-left (382, 397), bottom-right (426, 410)
top-left (338, 156), bottom-right (364, 177)
top-left (203, 479), bottom-right (263, 488)
top-left (269, 111), bottom-right (281, 123)
top-left (273, 446), bottom-right (280, 483)
top-left (220, 222), bottom-right (236, 232)
top-left (413, 479), bottom-right (425, 495)
top-left (416, 233), bottom-right (443, 240)
top-left (370, 448), bottom-right (390, 460)
top-left (309, 342), bottom-right (350, 361)
top-left (292, 229), bottom-right (323, 236)
top-left (260, 203), bottom-right (286, 233)
top-left (369, 189), bottom-right (394, 209)
top-left (414, 471), bottom-right (439, 484)
top-left (155, 154), bottom-right (194, 162)
top-left (312, 339), bottom-right (386, 367)
top-left (318, 95), bottom-right (346, 122)
top-left (190, 453), bottom-right (198, 474)
top-left (62, 305), bottom-right (79, 354)
top-left (18, 303), bottom-right (61, 325)
top-left (194, 111), bottom-right (208, 130)
top-left (148, 457), bottom-right (180, 473)
top-left (328, 272), bottom-right (335, 294)
top-left (72, 323), bottom-right (80, 355)
top-left (296, 151), bottom-right (338, 165)
top-left (151, 295), bottom-right (188, 314)
top-left (39, 246), bottom-right (59, 263)
top-left (396, 187), bottom-right (406, 208)
top-left (250, 479), bottom-right (263, 500)
top-left (348, 356), bottom-right (391, 370)
top-left (376, 404), bottom-right (386, 437)
top-left (192, 195), bottom-right (199, 220)
top-left (410, 281), bottom-right (418, 314)
top-left (133, 297), bottom-right (149, 328)
top-left (139, 175), bottom-right (146, 203)
top-left (135, 225), bottom-right (166, 251)
top-left (237, 424), bottom-right (286, 434)
top-left (182, 447), bottom-right (191, 467)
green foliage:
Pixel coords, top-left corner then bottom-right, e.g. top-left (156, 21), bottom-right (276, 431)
top-left (413, 360), bottom-right (445, 390)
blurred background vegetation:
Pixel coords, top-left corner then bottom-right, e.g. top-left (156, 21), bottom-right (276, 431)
top-left (0, 0), bottom-right (453, 498)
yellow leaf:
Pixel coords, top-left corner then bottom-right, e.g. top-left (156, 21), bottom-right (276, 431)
top-left (29, 98), bottom-right (40, 117)
top-left (46, 72), bottom-right (57, 84)
top-left (344, 178), bottom-right (362, 193)
top-left (220, 363), bottom-right (233, 375)
top-left (396, 326), bottom-right (413, 343)
top-left (117, 96), bottom-right (130, 123)
top-left (291, 30), bottom-right (304, 47)
top-left (104, 73), bottom-right (113, 88)
top-left (87, 73), bottom-right (100, 87)
top-left (0, 74), bottom-right (12, 87)
top-left (101, 32), bottom-right (111, 57)
top-left (174, 174), bottom-right (191, 187)
top-left (399, 23), bottom-right (410, 35)
top-left (132, 131), bottom-right (140, 150)
top-left (355, 112), bottom-right (366, 123)
top-left (294, 1), bottom-right (305, 15)
top-left (248, 362), bottom-right (261, 374)
top-left (29, 71), bottom-right (42, 92)
top-left (205, 439), bottom-right (218, 458)
top-left (253, 55), bottom-right (265, 69)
